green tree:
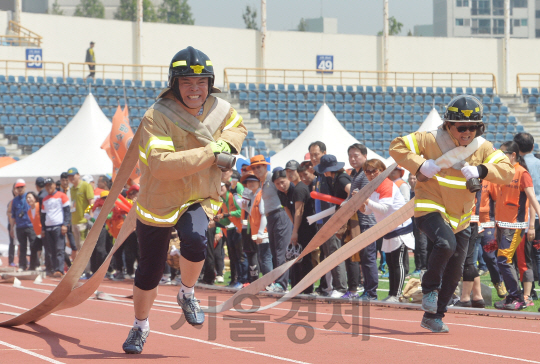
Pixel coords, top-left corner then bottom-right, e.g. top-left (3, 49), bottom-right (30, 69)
top-left (49, 0), bottom-right (64, 15)
top-left (242, 5), bottom-right (258, 30)
top-left (158, 0), bottom-right (194, 25)
top-left (297, 18), bottom-right (307, 31)
top-left (377, 16), bottom-right (404, 36)
top-left (74, 0), bottom-right (105, 18)
top-left (114, 0), bottom-right (158, 22)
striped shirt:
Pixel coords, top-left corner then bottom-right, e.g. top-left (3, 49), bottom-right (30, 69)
top-left (349, 169), bottom-right (376, 226)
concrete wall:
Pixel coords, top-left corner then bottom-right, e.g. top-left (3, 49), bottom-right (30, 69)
top-left (0, 10), bottom-right (539, 92)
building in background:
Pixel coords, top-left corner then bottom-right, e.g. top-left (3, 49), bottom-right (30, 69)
top-left (414, 24), bottom-right (434, 36)
top-left (304, 17), bottom-right (338, 34)
top-left (433, 0), bottom-right (537, 38)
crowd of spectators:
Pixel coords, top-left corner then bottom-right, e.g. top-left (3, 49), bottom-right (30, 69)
top-left (6, 168), bottom-right (140, 280)
top-left (6, 132), bottom-right (540, 312)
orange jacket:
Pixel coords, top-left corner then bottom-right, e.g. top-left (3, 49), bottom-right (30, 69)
top-left (478, 180), bottom-right (497, 226)
top-left (495, 163), bottom-right (530, 229)
top-left (27, 202), bottom-right (42, 236)
top-left (249, 190), bottom-right (266, 236)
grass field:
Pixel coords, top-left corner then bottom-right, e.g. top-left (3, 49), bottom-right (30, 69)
top-left (212, 254), bottom-right (540, 312)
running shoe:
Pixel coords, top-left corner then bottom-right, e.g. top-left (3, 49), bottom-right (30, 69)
top-left (381, 295), bottom-right (400, 303)
top-left (420, 317), bottom-right (449, 333)
top-left (172, 275), bottom-right (182, 286)
top-left (478, 269), bottom-right (489, 277)
top-left (159, 276), bottom-right (171, 285)
top-left (411, 269), bottom-right (421, 277)
top-left (504, 299), bottom-right (525, 311)
top-left (494, 298), bottom-right (508, 310)
top-left (330, 290), bottom-right (343, 298)
top-left (494, 282), bottom-right (507, 298)
top-left (471, 299), bottom-right (486, 308)
top-left (110, 272), bottom-right (125, 281)
top-left (122, 327), bottom-right (149, 354)
top-left (242, 282), bottom-right (250, 288)
top-left (52, 271), bottom-right (64, 278)
top-left (271, 283), bottom-right (287, 293)
top-left (177, 293), bottom-right (205, 325)
top-left (524, 297), bottom-right (534, 307)
top-left (422, 291), bottom-right (438, 314)
top-left (341, 291), bottom-right (360, 299)
top-left (358, 292), bottom-right (377, 301)
top-left (215, 275), bottom-right (224, 283)
top-left (381, 272), bottom-right (389, 279)
top-left (231, 282), bottom-right (243, 289)
top-left (266, 283), bottom-right (276, 291)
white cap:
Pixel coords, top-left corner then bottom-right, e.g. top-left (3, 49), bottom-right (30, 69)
top-left (82, 174), bottom-right (94, 183)
top-left (15, 178), bottom-right (25, 188)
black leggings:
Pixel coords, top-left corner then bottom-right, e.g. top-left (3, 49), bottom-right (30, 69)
top-left (135, 203), bottom-right (209, 291)
top-left (242, 228), bottom-right (259, 283)
top-left (387, 243), bottom-right (408, 297)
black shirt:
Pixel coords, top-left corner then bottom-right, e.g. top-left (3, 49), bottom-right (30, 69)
top-left (332, 171), bottom-right (352, 200)
top-left (293, 181), bottom-right (318, 238)
top-left (278, 182), bottom-right (296, 217)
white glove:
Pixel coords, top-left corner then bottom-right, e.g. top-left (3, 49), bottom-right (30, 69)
top-left (419, 160), bottom-right (441, 179)
top-left (461, 165), bottom-right (479, 180)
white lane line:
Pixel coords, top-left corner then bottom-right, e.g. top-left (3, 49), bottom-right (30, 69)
top-left (8, 283), bottom-right (540, 336)
top-left (0, 303), bottom-right (312, 364)
top-left (4, 299), bottom-right (539, 364)
top-left (0, 339), bottom-right (66, 364)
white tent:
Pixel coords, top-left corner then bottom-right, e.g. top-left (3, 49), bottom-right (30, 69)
top-left (270, 104), bottom-right (388, 169)
top-left (0, 93), bottom-right (112, 249)
top-left (417, 107), bottom-right (444, 132)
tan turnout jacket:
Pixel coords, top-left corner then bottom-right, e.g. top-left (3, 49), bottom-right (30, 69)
top-left (136, 90), bottom-right (247, 227)
top-left (389, 130), bottom-right (514, 233)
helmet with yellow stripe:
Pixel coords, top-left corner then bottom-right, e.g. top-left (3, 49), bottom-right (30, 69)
top-left (443, 95), bottom-right (484, 136)
top-left (168, 46), bottom-right (221, 107)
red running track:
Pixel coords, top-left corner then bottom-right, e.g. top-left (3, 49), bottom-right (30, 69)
top-left (0, 275), bottom-right (540, 364)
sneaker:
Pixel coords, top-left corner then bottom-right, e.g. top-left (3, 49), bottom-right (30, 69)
top-left (341, 291), bottom-right (360, 299)
top-left (271, 283), bottom-right (286, 293)
top-left (478, 269), bottom-right (489, 276)
top-left (215, 275), bottom-right (224, 283)
top-left (52, 271), bottom-right (64, 278)
top-left (504, 299), bottom-right (525, 311)
top-left (381, 272), bottom-right (389, 279)
top-left (453, 300), bottom-right (472, 307)
top-left (79, 272), bottom-right (92, 280)
top-left (330, 290), bottom-right (343, 298)
top-left (494, 298), bottom-right (508, 310)
top-left (9, 263), bottom-right (17, 267)
top-left (266, 283), bottom-right (276, 291)
top-left (231, 282), bottom-right (243, 289)
top-left (494, 282), bottom-right (507, 298)
top-left (411, 269), bottom-right (421, 277)
top-left (358, 293), bottom-right (377, 301)
top-left (177, 293), bottom-right (205, 326)
top-left (159, 276), bottom-right (171, 285)
top-left (122, 327), bottom-right (149, 354)
top-left (172, 275), bottom-right (182, 286)
top-left (524, 297), bottom-right (534, 307)
top-left (422, 291), bottom-right (438, 314)
top-left (242, 282), bottom-right (250, 288)
top-left (381, 295), bottom-right (400, 303)
top-left (110, 272), bottom-right (125, 281)
top-left (420, 317), bottom-right (449, 333)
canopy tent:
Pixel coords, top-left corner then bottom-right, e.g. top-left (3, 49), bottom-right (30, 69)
top-left (0, 157), bottom-right (17, 169)
top-left (0, 93), bottom-right (112, 249)
top-left (417, 107), bottom-right (444, 132)
top-left (270, 104), bottom-right (388, 169)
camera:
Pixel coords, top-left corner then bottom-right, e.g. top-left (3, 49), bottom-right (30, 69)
top-left (216, 151), bottom-right (236, 170)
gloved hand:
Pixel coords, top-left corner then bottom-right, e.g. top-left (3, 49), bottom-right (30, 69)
top-left (210, 140), bottom-right (231, 154)
top-left (419, 159), bottom-right (441, 179)
top-left (461, 165), bottom-right (480, 180)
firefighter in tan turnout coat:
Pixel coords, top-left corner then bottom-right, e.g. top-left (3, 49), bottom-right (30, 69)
top-left (122, 46), bottom-right (247, 354)
top-left (390, 95), bottom-right (513, 333)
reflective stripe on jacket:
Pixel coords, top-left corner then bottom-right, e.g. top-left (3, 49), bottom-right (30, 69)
top-left (389, 130), bottom-right (514, 233)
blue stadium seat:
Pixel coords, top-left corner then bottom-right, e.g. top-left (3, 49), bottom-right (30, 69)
top-left (508, 116), bottom-right (517, 124)
top-left (278, 102), bottom-right (287, 111)
top-left (297, 113), bottom-right (307, 122)
top-left (2, 95), bottom-right (12, 104)
top-left (500, 106), bottom-right (509, 115)
top-left (455, 87), bottom-right (464, 94)
top-left (415, 87), bottom-right (424, 94)
top-left (297, 85), bottom-right (307, 93)
top-left (35, 106), bottom-right (44, 115)
top-left (13, 95), bottom-right (22, 104)
top-left (425, 87), bottom-right (434, 95)
top-left (384, 104), bottom-right (393, 114)
top-left (29, 85), bottom-right (38, 94)
top-left (363, 104), bottom-right (373, 113)
top-left (490, 105), bottom-right (500, 114)
top-left (415, 95), bottom-right (424, 104)
top-left (373, 113), bottom-right (382, 122)
top-left (46, 116), bottom-right (55, 125)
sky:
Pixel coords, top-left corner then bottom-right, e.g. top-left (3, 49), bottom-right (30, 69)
top-left (187, 0), bottom-right (433, 36)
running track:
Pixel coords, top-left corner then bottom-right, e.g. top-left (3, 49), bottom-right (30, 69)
top-left (1, 275), bottom-right (540, 363)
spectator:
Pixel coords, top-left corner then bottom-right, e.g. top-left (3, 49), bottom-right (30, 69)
top-left (493, 141), bottom-right (540, 310)
top-left (86, 41), bottom-right (96, 79)
top-left (97, 175), bottom-right (111, 191)
top-left (7, 183), bottom-right (18, 267)
top-left (90, 191), bottom-right (112, 277)
top-left (60, 172), bottom-right (77, 264)
top-left (11, 179), bottom-right (35, 271)
top-left (389, 166), bottom-right (410, 203)
top-left (292, 162), bottom-right (319, 294)
top-left (345, 143), bottom-right (378, 299)
top-left (514, 132), bottom-right (540, 303)
top-left (273, 169), bottom-right (295, 222)
top-left (41, 178), bottom-right (70, 278)
top-left (314, 154), bottom-right (349, 297)
top-left (67, 167), bottom-right (94, 262)
top-left (408, 173), bottom-right (428, 275)
top-left (285, 160), bottom-right (301, 186)
top-left (215, 180), bottom-right (245, 288)
top-left (230, 170), bottom-right (243, 196)
top-left (25, 191), bottom-right (42, 271)
top-left (245, 155), bottom-right (289, 292)
top-left (35, 177), bottom-right (48, 205)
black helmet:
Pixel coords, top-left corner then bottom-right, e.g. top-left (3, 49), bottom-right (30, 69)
top-left (444, 95), bottom-right (484, 136)
top-left (167, 46), bottom-right (220, 108)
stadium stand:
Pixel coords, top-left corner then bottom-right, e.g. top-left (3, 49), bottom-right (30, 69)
top-left (0, 75), bottom-right (537, 158)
